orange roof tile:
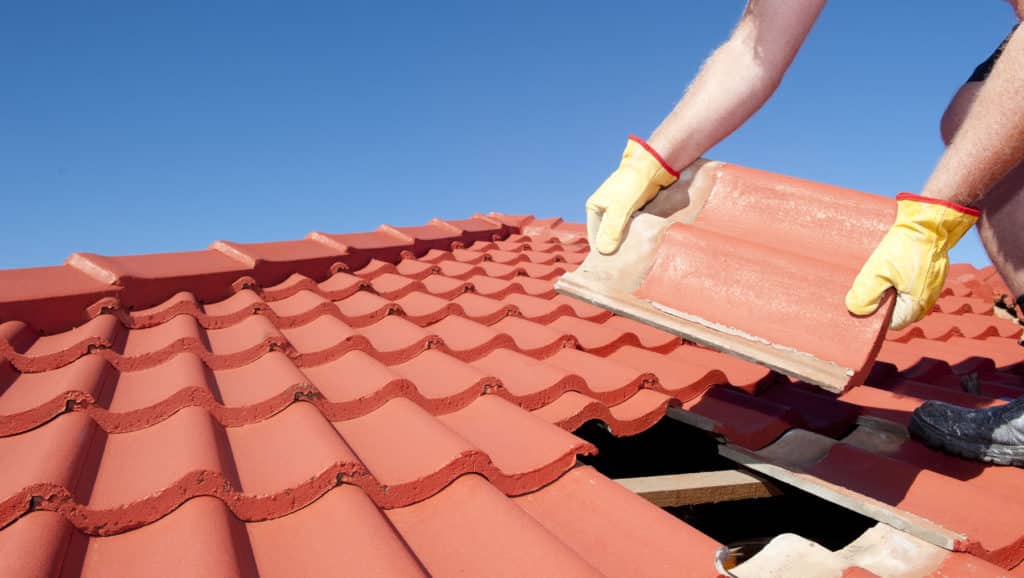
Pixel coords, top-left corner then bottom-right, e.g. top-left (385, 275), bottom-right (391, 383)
top-left (0, 210), bottom-right (1022, 574)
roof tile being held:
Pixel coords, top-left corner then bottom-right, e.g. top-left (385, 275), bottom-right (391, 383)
top-left (559, 162), bottom-right (898, 393)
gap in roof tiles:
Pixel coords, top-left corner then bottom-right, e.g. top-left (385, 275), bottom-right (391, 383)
top-left (574, 414), bottom-right (879, 566)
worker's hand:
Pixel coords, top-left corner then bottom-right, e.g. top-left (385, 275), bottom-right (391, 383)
top-left (846, 193), bottom-right (980, 330)
top-left (586, 136), bottom-right (679, 254)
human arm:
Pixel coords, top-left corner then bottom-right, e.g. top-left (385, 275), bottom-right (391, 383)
top-left (922, 22), bottom-right (1024, 206)
top-left (648, 0), bottom-right (827, 170)
top-left (587, 0), bottom-right (827, 254)
top-left (847, 13), bottom-right (1024, 329)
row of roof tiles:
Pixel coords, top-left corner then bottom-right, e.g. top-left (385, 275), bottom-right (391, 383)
top-left (1, 212), bottom-right (1023, 576)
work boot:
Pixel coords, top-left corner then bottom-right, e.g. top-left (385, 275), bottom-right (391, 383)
top-left (910, 397), bottom-right (1024, 466)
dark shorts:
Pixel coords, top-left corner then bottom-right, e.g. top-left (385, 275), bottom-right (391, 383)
top-left (968, 24), bottom-right (1019, 83)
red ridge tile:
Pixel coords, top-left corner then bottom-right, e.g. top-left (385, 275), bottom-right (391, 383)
top-left (67, 249), bottom-right (254, 310)
top-left (211, 238), bottom-right (346, 287)
top-left (381, 223), bottom-right (462, 256)
top-left (308, 229), bottom-right (411, 269)
top-left (483, 212), bottom-right (535, 229)
top-left (0, 265), bottom-right (119, 334)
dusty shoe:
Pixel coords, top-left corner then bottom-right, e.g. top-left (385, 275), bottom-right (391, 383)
top-left (909, 397), bottom-right (1024, 466)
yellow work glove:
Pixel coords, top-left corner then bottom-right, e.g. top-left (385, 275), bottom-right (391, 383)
top-left (846, 193), bottom-right (980, 330)
top-left (586, 135), bottom-right (679, 254)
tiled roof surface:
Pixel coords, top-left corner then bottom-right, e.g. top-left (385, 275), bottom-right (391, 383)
top-left (0, 212), bottom-right (1022, 576)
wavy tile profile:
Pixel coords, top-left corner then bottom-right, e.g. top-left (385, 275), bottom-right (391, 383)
top-left (0, 213), bottom-right (767, 548)
top-left (1, 202), bottom-right (1023, 576)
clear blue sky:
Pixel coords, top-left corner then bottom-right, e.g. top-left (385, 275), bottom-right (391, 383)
top-left (1, 1), bottom-right (1019, 270)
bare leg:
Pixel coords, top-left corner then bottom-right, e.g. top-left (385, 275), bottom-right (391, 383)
top-left (941, 82), bottom-right (1024, 297)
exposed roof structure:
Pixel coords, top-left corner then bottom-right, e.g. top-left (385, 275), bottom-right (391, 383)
top-left (1, 201), bottom-right (1022, 576)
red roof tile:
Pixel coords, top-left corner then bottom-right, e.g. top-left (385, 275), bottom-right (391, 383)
top-left (1, 208), bottom-right (1023, 574)
top-left (560, 163), bottom-right (909, 394)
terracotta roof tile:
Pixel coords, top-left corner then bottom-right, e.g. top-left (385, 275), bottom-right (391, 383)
top-left (2, 206), bottom-right (1023, 573)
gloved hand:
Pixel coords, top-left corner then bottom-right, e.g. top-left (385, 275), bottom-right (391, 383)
top-left (586, 135), bottom-right (679, 254)
top-left (846, 193), bottom-right (980, 330)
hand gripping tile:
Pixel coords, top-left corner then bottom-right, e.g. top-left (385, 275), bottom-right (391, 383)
top-left (557, 161), bottom-right (896, 393)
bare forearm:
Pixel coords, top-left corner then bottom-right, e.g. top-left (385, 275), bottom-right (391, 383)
top-left (923, 26), bottom-right (1024, 206)
top-left (647, 39), bottom-right (782, 170)
top-left (647, 0), bottom-right (825, 169)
